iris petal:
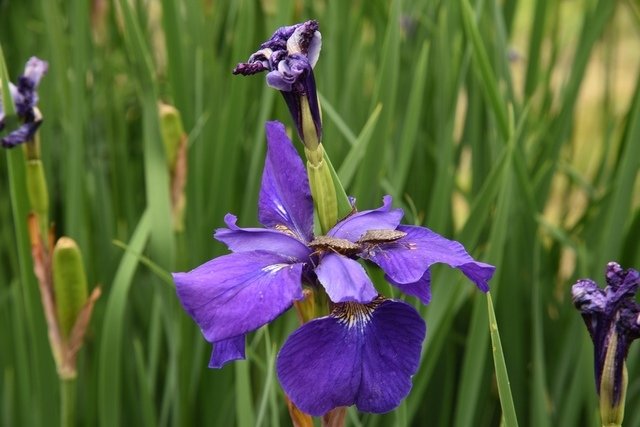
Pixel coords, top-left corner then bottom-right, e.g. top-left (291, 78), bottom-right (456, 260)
top-left (258, 121), bottom-right (314, 242)
top-left (365, 225), bottom-right (495, 292)
top-left (215, 214), bottom-right (310, 260)
top-left (173, 251), bottom-right (304, 343)
top-left (328, 195), bottom-right (403, 241)
top-left (277, 299), bottom-right (426, 415)
top-left (209, 335), bottom-right (246, 368)
top-left (385, 270), bottom-right (432, 305)
top-left (315, 253), bottom-right (377, 303)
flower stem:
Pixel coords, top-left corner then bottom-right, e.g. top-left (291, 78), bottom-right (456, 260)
top-left (305, 144), bottom-right (352, 233)
top-left (60, 377), bottom-right (76, 427)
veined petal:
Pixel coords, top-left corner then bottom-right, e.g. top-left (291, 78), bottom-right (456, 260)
top-left (329, 195), bottom-right (403, 241)
top-left (258, 121), bottom-right (314, 242)
top-left (386, 271), bottom-right (432, 305)
top-left (315, 253), bottom-right (377, 303)
top-left (209, 335), bottom-right (246, 368)
top-left (215, 214), bottom-right (311, 260)
top-left (365, 225), bottom-right (494, 292)
top-left (277, 298), bottom-right (426, 416)
top-left (173, 251), bottom-right (304, 343)
top-left (306, 31), bottom-right (322, 68)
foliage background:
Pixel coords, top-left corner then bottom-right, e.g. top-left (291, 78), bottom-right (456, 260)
top-left (1, 0), bottom-right (639, 425)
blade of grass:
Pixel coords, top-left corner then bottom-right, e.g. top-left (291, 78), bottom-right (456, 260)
top-left (337, 103), bottom-right (383, 189)
top-left (487, 292), bottom-right (519, 427)
top-left (98, 209), bottom-right (151, 427)
top-left (392, 42), bottom-right (430, 192)
top-left (459, 0), bottom-right (510, 142)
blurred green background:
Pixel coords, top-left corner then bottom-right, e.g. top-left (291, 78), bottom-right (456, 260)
top-left (1, 0), bottom-right (639, 425)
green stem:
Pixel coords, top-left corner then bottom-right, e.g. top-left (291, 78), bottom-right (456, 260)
top-left (305, 144), bottom-right (352, 234)
top-left (60, 378), bottom-right (76, 427)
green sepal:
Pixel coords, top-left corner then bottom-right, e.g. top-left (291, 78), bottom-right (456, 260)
top-left (322, 150), bottom-right (352, 221)
top-left (300, 95), bottom-right (319, 150)
top-left (52, 237), bottom-right (89, 339)
top-left (306, 146), bottom-right (337, 234)
top-left (305, 144), bottom-right (352, 233)
top-left (599, 333), bottom-right (626, 427)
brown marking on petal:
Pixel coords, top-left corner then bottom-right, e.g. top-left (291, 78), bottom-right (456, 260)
top-left (274, 224), bottom-right (298, 238)
top-left (357, 229), bottom-right (407, 244)
top-left (332, 296), bottom-right (386, 328)
top-left (309, 235), bottom-right (361, 255)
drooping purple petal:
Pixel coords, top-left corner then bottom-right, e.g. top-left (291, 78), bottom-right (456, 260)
top-left (1, 120), bottom-right (42, 148)
top-left (258, 121), bottom-right (314, 242)
top-left (328, 196), bottom-right (403, 242)
top-left (209, 335), bottom-right (246, 368)
top-left (173, 251), bottom-right (304, 343)
top-left (385, 270), bottom-right (432, 305)
top-left (364, 225), bottom-right (495, 292)
top-left (277, 298), bottom-right (426, 416)
top-left (215, 214), bottom-right (311, 260)
top-left (315, 253), bottom-right (377, 303)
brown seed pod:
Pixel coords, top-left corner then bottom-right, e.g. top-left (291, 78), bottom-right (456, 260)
top-left (357, 229), bottom-right (407, 244)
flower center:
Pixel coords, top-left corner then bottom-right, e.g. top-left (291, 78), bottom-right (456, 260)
top-left (332, 296), bottom-right (385, 329)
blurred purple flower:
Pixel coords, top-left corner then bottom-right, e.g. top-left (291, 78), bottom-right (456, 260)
top-left (0, 57), bottom-right (48, 147)
top-left (233, 21), bottom-right (322, 146)
top-left (572, 262), bottom-right (640, 406)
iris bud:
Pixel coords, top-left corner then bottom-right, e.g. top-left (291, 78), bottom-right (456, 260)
top-left (52, 238), bottom-right (89, 338)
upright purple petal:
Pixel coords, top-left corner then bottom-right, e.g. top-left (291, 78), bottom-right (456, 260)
top-left (315, 253), bottom-right (377, 303)
top-left (328, 196), bottom-right (403, 242)
top-left (215, 214), bottom-right (311, 260)
top-left (209, 335), bottom-right (246, 368)
top-left (277, 298), bottom-right (426, 416)
top-left (173, 251), bottom-right (304, 343)
top-left (16, 57), bottom-right (48, 116)
top-left (258, 121), bottom-right (314, 242)
top-left (365, 225), bottom-right (495, 292)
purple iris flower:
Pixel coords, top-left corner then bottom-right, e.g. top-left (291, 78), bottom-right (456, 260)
top-left (277, 199), bottom-right (495, 415)
top-left (312, 197), bottom-right (495, 305)
top-left (174, 120), bottom-right (495, 413)
top-left (0, 57), bottom-right (48, 148)
top-left (173, 121), bottom-right (314, 368)
top-left (277, 296), bottom-right (426, 416)
top-left (233, 20), bottom-right (322, 146)
top-left (572, 262), bottom-right (640, 407)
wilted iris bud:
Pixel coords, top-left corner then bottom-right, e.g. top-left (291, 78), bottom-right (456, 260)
top-left (0, 57), bottom-right (48, 147)
top-left (233, 20), bottom-right (322, 150)
top-left (572, 262), bottom-right (640, 427)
